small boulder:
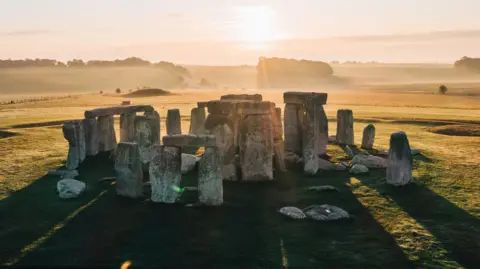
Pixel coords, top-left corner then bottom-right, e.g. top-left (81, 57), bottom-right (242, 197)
top-left (57, 179), bottom-right (86, 199)
top-left (303, 204), bottom-right (350, 221)
top-left (181, 153), bottom-right (200, 174)
top-left (350, 164), bottom-right (369, 174)
top-left (352, 154), bottom-right (387, 168)
top-left (305, 185), bottom-right (339, 192)
top-left (279, 206), bottom-right (307, 220)
top-left (331, 163), bottom-right (348, 171)
top-left (318, 158), bottom-right (335, 170)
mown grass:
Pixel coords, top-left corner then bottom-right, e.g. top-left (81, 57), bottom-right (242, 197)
top-left (0, 90), bottom-right (479, 268)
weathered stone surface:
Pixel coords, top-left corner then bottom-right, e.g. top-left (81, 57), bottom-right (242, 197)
top-left (350, 164), bottom-right (369, 174)
top-left (352, 154), bottom-right (387, 168)
top-left (302, 96), bottom-right (321, 175)
top-left (283, 92), bottom-right (328, 106)
top-left (361, 124), bottom-right (375, 149)
top-left (284, 104), bottom-right (302, 154)
top-left (328, 135), bottom-right (336, 143)
top-left (74, 120), bottom-right (86, 162)
top-left (318, 158), bottom-right (335, 171)
top-left (198, 144), bottom-right (223, 206)
top-left (207, 100), bottom-right (237, 115)
top-left (273, 142), bottom-right (287, 172)
top-left (84, 118), bottom-right (99, 156)
top-left (206, 120), bottom-right (237, 181)
top-left (181, 153), bottom-right (199, 174)
top-left (279, 206), bottom-right (307, 220)
top-left (220, 94), bottom-right (262, 101)
top-left (134, 115), bottom-right (157, 163)
top-left (317, 105), bottom-right (329, 156)
top-left (189, 107), bottom-right (206, 135)
top-left (163, 134), bottom-right (216, 148)
top-left (336, 109), bottom-right (354, 145)
top-left (272, 107), bottom-right (283, 140)
top-left (150, 145), bottom-right (182, 203)
top-left (144, 110), bottom-right (161, 144)
top-left (120, 112), bottom-right (136, 142)
top-left (85, 105), bottom-right (154, 118)
top-left (387, 131), bottom-right (413, 186)
top-left (305, 185), bottom-right (338, 192)
top-left (239, 114), bottom-right (274, 181)
top-left (207, 100), bottom-right (274, 115)
top-left (63, 122), bottom-right (79, 170)
top-left (284, 152), bottom-right (300, 167)
top-left (57, 179), bottom-right (86, 199)
top-left (114, 142), bottom-right (144, 198)
top-left (303, 204), bottom-right (350, 221)
top-left (97, 115), bottom-right (117, 152)
top-left (411, 148), bottom-right (420, 155)
top-left (166, 109), bottom-right (182, 135)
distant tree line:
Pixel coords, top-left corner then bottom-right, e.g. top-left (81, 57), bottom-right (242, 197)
top-left (454, 56), bottom-right (480, 72)
top-left (0, 57), bottom-right (190, 77)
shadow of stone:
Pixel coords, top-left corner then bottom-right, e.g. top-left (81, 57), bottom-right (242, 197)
top-left (10, 120), bottom-right (84, 129)
top-left (356, 170), bottom-right (480, 269)
top-left (0, 130), bottom-right (20, 139)
top-left (0, 152), bottom-right (116, 265)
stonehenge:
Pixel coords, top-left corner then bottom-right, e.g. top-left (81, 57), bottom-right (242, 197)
top-left (60, 92), bottom-right (419, 207)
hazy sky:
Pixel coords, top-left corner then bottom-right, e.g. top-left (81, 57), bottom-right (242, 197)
top-left (2, 0), bottom-right (480, 64)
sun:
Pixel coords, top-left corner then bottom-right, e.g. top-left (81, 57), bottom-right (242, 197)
top-left (233, 6), bottom-right (278, 49)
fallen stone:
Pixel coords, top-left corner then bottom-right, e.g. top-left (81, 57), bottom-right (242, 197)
top-left (350, 164), bottom-right (369, 174)
top-left (352, 154), bottom-right (387, 168)
top-left (57, 179), bottom-right (86, 199)
top-left (318, 158), bottom-right (335, 171)
top-left (181, 153), bottom-right (199, 174)
top-left (331, 163), bottom-right (348, 171)
top-left (305, 185), bottom-right (339, 192)
top-left (303, 204), bottom-right (350, 221)
top-left (279, 206), bottom-right (307, 220)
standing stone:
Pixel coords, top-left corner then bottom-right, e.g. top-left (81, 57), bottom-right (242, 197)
top-left (336, 109), bottom-right (354, 146)
top-left (198, 137), bottom-right (223, 206)
top-left (74, 120), bottom-right (86, 162)
top-left (63, 122), bottom-right (79, 170)
top-left (387, 131), bottom-right (413, 186)
top-left (120, 112), bottom-right (136, 142)
top-left (134, 114), bottom-right (160, 164)
top-left (84, 118), bottom-right (99, 156)
top-left (239, 114), bottom-right (274, 181)
top-left (302, 96), bottom-right (321, 175)
top-left (189, 107), bottom-right (206, 135)
top-left (272, 107), bottom-right (283, 141)
top-left (145, 110), bottom-right (161, 144)
top-left (361, 124), bottom-right (375, 149)
top-left (166, 109), bottom-right (182, 135)
top-left (97, 115), bottom-right (117, 152)
top-left (273, 142), bottom-right (287, 172)
top-left (205, 114), bottom-right (237, 180)
top-left (150, 145), bottom-right (182, 203)
top-left (317, 105), bottom-right (329, 156)
top-left (114, 142), bottom-right (144, 198)
top-left (284, 104), bottom-right (302, 154)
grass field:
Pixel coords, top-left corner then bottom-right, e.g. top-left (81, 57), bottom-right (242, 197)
top-left (0, 66), bottom-right (479, 268)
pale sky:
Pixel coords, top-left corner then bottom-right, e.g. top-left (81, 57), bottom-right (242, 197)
top-left (1, 0), bottom-right (480, 64)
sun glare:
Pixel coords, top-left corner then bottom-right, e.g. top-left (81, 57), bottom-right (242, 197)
top-left (233, 5), bottom-right (278, 49)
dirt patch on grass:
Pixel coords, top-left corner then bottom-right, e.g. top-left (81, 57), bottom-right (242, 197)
top-left (123, 88), bottom-right (171, 98)
top-left (428, 124), bottom-right (480, 137)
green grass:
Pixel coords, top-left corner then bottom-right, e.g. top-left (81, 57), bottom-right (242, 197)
top-left (0, 90), bottom-right (479, 268)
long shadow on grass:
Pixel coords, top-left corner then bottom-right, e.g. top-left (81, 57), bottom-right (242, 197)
top-left (356, 158), bottom-right (480, 269)
top-left (5, 161), bottom-right (414, 268)
top-left (0, 152), bottom-right (116, 265)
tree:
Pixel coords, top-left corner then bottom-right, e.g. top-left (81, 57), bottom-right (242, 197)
top-left (115, 88), bottom-right (122, 94)
top-left (438, 85), bottom-right (448, 95)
